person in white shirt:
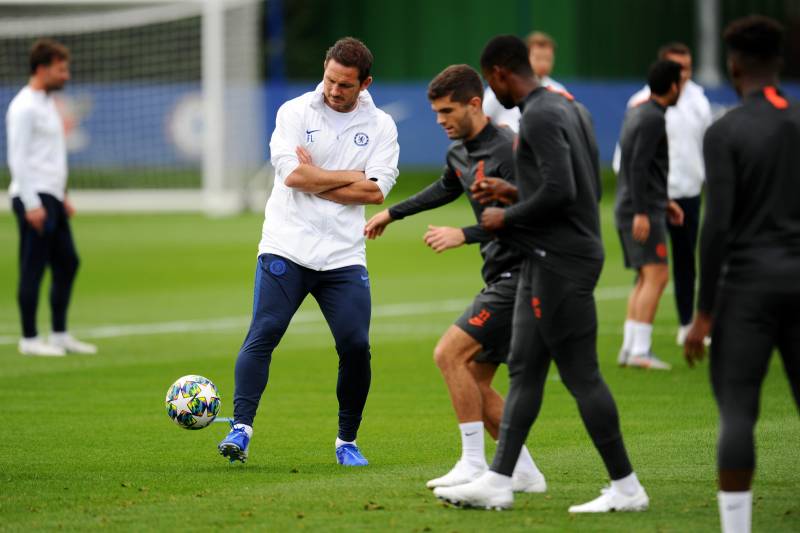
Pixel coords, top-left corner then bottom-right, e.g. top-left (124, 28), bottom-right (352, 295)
top-left (7, 39), bottom-right (96, 357)
top-left (218, 37), bottom-right (399, 467)
top-left (483, 31), bottom-right (566, 132)
top-left (614, 43), bottom-right (713, 355)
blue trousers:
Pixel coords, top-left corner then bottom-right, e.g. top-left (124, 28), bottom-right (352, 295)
top-left (12, 194), bottom-right (80, 338)
top-left (233, 254), bottom-right (372, 441)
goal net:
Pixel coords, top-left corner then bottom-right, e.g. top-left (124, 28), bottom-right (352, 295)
top-left (0, 0), bottom-right (266, 214)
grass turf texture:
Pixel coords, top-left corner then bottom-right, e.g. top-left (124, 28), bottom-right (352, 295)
top-left (0, 171), bottom-right (798, 532)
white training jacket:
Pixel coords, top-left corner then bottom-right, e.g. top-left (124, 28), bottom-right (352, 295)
top-left (6, 86), bottom-right (68, 210)
top-left (613, 79), bottom-right (713, 199)
top-left (260, 83), bottom-right (400, 271)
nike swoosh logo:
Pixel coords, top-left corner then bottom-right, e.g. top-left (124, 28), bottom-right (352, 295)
top-left (360, 275), bottom-right (369, 280)
top-left (306, 129), bottom-right (320, 135)
top-left (464, 431), bottom-right (478, 436)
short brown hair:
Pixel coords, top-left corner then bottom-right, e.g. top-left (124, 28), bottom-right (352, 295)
top-left (29, 38), bottom-right (70, 74)
top-left (325, 37), bottom-right (373, 83)
top-left (658, 42), bottom-right (691, 60)
top-left (427, 64), bottom-right (484, 104)
top-left (526, 31), bottom-right (556, 50)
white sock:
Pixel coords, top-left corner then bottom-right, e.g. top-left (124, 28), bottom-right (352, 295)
top-left (483, 470), bottom-right (513, 489)
top-left (718, 491), bottom-right (752, 533)
top-left (611, 471), bottom-right (642, 497)
top-left (335, 437), bottom-right (355, 448)
top-left (622, 320), bottom-right (636, 353)
top-left (459, 421), bottom-right (486, 466)
top-left (512, 445), bottom-right (542, 477)
top-left (631, 322), bottom-right (653, 357)
top-left (233, 423), bottom-right (253, 438)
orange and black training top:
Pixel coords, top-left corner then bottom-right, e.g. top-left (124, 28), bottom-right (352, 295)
top-left (698, 86), bottom-right (800, 314)
top-left (500, 85), bottom-right (605, 286)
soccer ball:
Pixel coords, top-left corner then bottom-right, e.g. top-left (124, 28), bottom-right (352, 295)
top-left (165, 375), bottom-right (221, 429)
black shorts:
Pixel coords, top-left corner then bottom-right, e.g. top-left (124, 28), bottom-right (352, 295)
top-left (454, 273), bottom-right (518, 364)
top-left (618, 217), bottom-right (668, 270)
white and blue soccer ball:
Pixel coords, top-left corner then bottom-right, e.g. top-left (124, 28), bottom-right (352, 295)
top-left (165, 375), bottom-right (221, 430)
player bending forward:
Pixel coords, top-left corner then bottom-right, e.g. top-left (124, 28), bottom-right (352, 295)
top-left (365, 64), bottom-right (545, 492)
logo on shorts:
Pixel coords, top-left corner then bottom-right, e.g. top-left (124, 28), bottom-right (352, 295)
top-left (531, 297), bottom-right (542, 319)
top-left (468, 309), bottom-right (492, 327)
top-left (360, 273), bottom-right (370, 288)
top-left (656, 243), bottom-right (668, 259)
top-left (354, 132), bottom-right (369, 146)
top-left (269, 259), bottom-right (287, 276)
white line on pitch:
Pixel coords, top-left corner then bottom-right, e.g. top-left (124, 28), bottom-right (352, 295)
top-left (0, 285), bottom-right (670, 345)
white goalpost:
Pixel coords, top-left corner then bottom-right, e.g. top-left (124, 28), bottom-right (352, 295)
top-left (0, 0), bottom-right (267, 214)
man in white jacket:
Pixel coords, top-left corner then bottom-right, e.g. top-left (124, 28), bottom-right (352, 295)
top-left (7, 39), bottom-right (96, 357)
top-left (218, 37), bottom-right (399, 467)
top-left (614, 43), bottom-right (712, 354)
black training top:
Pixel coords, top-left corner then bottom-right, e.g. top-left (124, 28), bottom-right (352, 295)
top-left (499, 86), bottom-right (604, 284)
top-left (697, 86), bottom-right (800, 313)
top-left (388, 120), bottom-right (523, 284)
top-left (614, 99), bottom-right (669, 225)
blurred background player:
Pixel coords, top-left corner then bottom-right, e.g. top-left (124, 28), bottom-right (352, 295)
top-left (7, 38), bottom-right (96, 357)
top-left (614, 43), bottom-right (713, 346)
top-left (364, 64), bottom-right (545, 493)
top-left (218, 37), bottom-right (399, 466)
top-left (615, 60), bottom-right (685, 370)
top-left (483, 31), bottom-right (565, 132)
top-left (684, 15), bottom-right (800, 533)
top-left (435, 35), bottom-right (648, 513)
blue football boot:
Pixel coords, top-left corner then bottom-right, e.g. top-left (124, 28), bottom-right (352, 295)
top-left (336, 443), bottom-right (369, 466)
top-left (218, 424), bottom-right (250, 463)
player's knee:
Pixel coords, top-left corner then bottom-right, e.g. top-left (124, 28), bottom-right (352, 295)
top-left (433, 339), bottom-right (460, 371)
top-left (337, 334), bottom-right (370, 360)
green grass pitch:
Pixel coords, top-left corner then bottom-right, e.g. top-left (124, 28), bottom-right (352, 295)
top-left (0, 174), bottom-right (798, 532)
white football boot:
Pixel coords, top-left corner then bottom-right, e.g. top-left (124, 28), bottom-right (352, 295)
top-left (568, 485), bottom-right (649, 513)
top-left (511, 469), bottom-right (547, 493)
top-left (426, 460), bottom-right (487, 489)
top-left (19, 337), bottom-right (65, 357)
top-left (627, 352), bottom-right (671, 370)
top-left (433, 471), bottom-right (513, 510)
top-left (50, 333), bottom-right (98, 354)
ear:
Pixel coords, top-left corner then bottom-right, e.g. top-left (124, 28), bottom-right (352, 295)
top-left (360, 76), bottom-right (373, 92)
top-left (468, 95), bottom-right (483, 111)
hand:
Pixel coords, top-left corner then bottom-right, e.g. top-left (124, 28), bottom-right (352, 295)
top-left (25, 207), bottom-right (47, 234)
top-left (667, 200), bottom-right (684, 226)
top-left (470, 177), bottom-right (518, 205)
top-left (295, 146), bottom-right (314, 166)
top-left (364, 209), bottom-right (394, 239)
top-left (684, 312), bottom-right (712, 368)
top-left (423, 225), bottom-right (465, 253)
top-left (632, 214), bottom-right (650, 243)
top-left (480, 207), bottom-right (506, 231)
top-left (64, 197), bottom-right (76, 218)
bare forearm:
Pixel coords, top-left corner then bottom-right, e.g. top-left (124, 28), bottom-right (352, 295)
top-left (317, 180), bottom-right (384, 205)
top-left (284, 165), bottom-right (365, 193)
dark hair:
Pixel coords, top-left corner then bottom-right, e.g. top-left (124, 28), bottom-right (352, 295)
top-left (657, 42), bottom-right (690, 60)
top-left (325, 37), bottom-right (373, 82)
top-left (647, 59), bottom-right (682, 95)
top-left (427, 64), bottom-right (484, 103)
top-left (29, 38), bottom-right (70, 74)
top-left (480, 35), bottom-right (534, 76)
top-left (723, 15), bottom-right (784, 69)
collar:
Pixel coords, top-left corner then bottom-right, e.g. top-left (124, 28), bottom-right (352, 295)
top-left (517, 85), bottom-right (547, 112)
top-left (463, 120), bottom-right (497, 152)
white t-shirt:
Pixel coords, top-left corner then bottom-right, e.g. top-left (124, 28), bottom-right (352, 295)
top-left (6, 85), bottom-right (68, 209)
top-left (262, 83), bottom-right (400, 271)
